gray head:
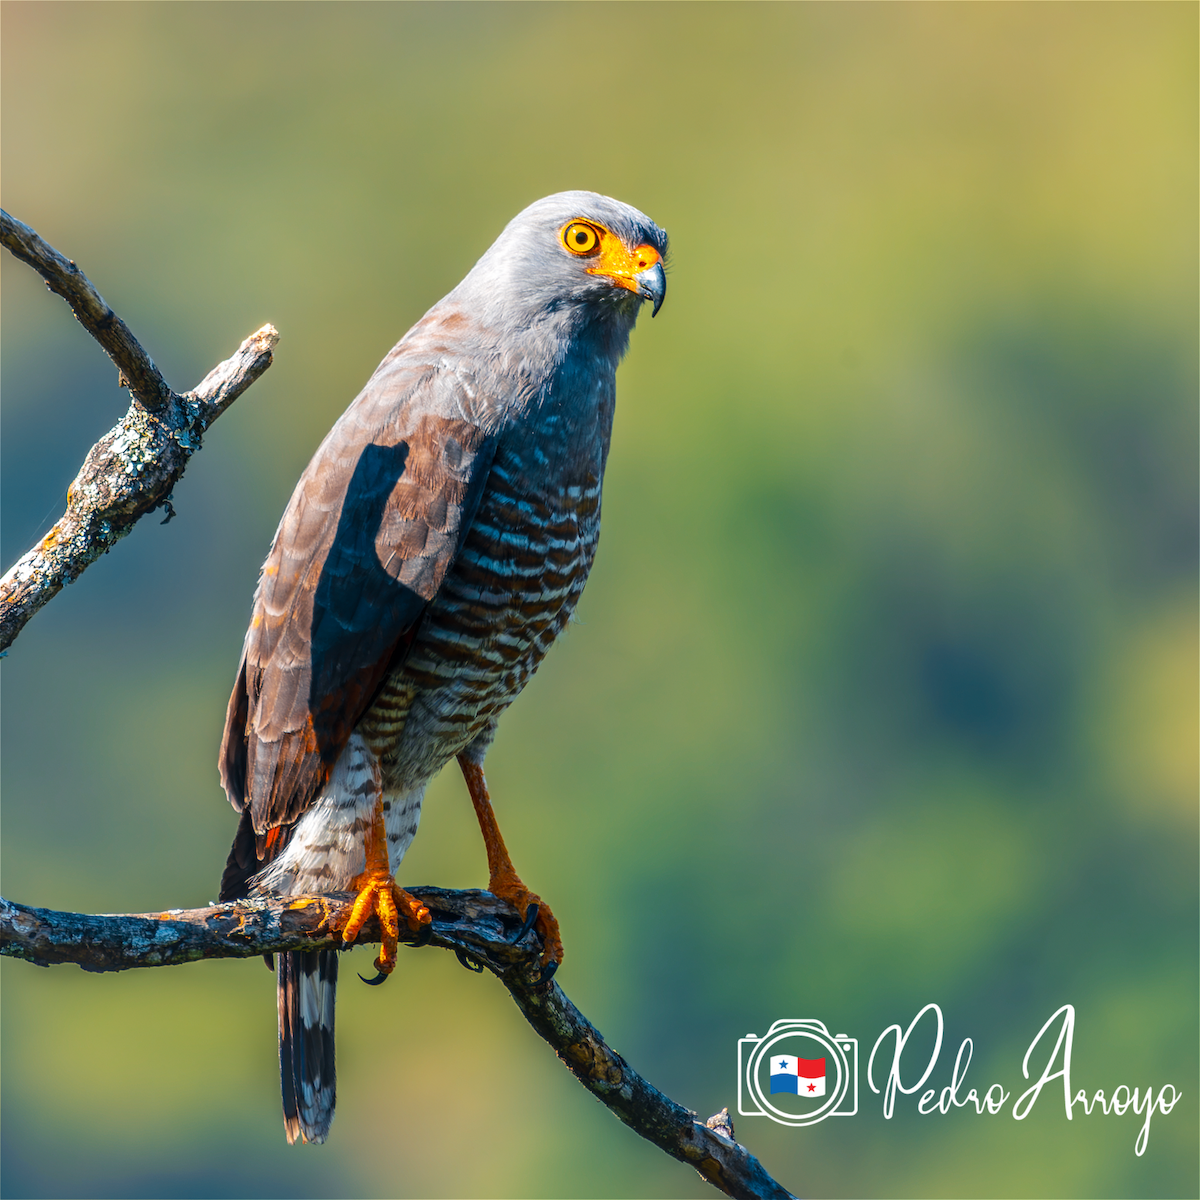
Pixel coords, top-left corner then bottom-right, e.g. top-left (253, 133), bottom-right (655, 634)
top-left (450, 191), bottom-right (668, 332)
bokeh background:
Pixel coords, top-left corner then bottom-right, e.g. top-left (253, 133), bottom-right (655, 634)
top-left (2, 4), bottom-right (1195, 1198)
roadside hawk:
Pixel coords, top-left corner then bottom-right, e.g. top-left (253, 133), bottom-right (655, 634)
top-left (218, 191), bottom-right (668, 1144)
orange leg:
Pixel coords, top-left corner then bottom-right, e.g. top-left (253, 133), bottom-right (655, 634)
top-left (341, 796), bottom-right (431, 979)
top-left (458, 755), bottom-right (563, 975)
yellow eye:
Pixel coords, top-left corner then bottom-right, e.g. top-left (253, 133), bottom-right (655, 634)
top-left (561, 221), bottom-right (602, 256)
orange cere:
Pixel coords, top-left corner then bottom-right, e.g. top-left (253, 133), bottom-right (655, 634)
top-left (587, 232), bottom-right (661, 295)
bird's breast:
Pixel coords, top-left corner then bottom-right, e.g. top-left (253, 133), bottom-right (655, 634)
top-left (358, 435), bottom-right (607, 784)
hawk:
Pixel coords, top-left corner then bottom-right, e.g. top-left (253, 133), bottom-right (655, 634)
top-left (217, 191), bottom-right (667, 1144)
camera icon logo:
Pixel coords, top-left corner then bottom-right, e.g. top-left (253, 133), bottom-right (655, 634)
top-left (738, 1019), bottom-right (858, 1127)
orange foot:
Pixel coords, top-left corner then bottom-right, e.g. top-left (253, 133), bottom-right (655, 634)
top-left (492, 874), bottom-right (563, 979)
top-left (341, 797), bottom-right (431, 984)
top-left (458, 755), bottom-right (564, 982)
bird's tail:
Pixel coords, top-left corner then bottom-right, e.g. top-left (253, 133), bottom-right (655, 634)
top-left (278, 949), bottom-right (338, 1144)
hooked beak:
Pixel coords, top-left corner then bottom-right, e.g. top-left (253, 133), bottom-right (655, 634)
top-left (585, 236), bottom-right (667, 317)
top-left (635, 260), bottom-right (666, 318)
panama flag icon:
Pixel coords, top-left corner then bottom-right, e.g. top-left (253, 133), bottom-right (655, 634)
top-left (769, 1055), bottom-right (826, 1097)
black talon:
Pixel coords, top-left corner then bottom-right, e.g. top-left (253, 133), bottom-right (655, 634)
top-left (455, 948), bottom-right (485, 973)
top-left (536, 959), bottom-right (559, 986)
top-left (511, 903), bottom-right (539, 945)
top-left (409, 921), bottom-right (433, 948)
top-left (358, 970), bottom-right (389, 986)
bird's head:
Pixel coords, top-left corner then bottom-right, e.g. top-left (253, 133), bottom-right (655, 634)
top-left (459, 191), bottom-right (668, 329)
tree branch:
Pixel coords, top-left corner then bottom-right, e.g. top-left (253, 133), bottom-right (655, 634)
top-left (0, 889), bottom-right (796, 1200)
top-left (0, 209), bottom-right (278, 652)
top-left (1, 210), bottom-right (173, 409)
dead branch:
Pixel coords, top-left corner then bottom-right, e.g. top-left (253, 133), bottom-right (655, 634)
top-left (0, 209), bottom-right (278, 652)
top-left (0, 889), bottom-right (795, 1200)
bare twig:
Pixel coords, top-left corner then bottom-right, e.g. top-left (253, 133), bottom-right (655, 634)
top-left (0, 889), bottom-right (796, 1200)
top-left (0, 210), bottom-right (278, 652)
top-left (1, 209), bottom-right (172, 409)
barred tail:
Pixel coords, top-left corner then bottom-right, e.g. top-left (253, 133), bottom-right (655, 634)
top-left (278, 950), bottom-right (338, 1144)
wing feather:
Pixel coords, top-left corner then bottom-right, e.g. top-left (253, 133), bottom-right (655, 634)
top-left (219, 364), bottom-right (494, 878)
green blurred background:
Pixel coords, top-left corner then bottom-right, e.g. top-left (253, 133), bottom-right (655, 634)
top-left (2, 4), bottom-right (1195, 1197)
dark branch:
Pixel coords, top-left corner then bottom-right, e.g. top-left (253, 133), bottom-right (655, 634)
top-left (0, 210), bottom-right (278, 652)
top-left (0, 890), bottom-right (795, 1200)
top-left (0, 209), bottom-right (173, 409)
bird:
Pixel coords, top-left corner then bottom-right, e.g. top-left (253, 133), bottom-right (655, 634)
top-left (216, 191), bottom-right (667, 1145)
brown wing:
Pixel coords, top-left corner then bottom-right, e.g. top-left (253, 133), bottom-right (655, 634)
top-left (218, 388), bottom-right (494, 897)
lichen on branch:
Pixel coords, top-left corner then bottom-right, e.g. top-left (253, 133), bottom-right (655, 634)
top-left (0, 209), bottom-right (278, 652)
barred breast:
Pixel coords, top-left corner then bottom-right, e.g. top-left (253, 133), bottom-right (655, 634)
top-left (356, 435), bottom-right (604, 791)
